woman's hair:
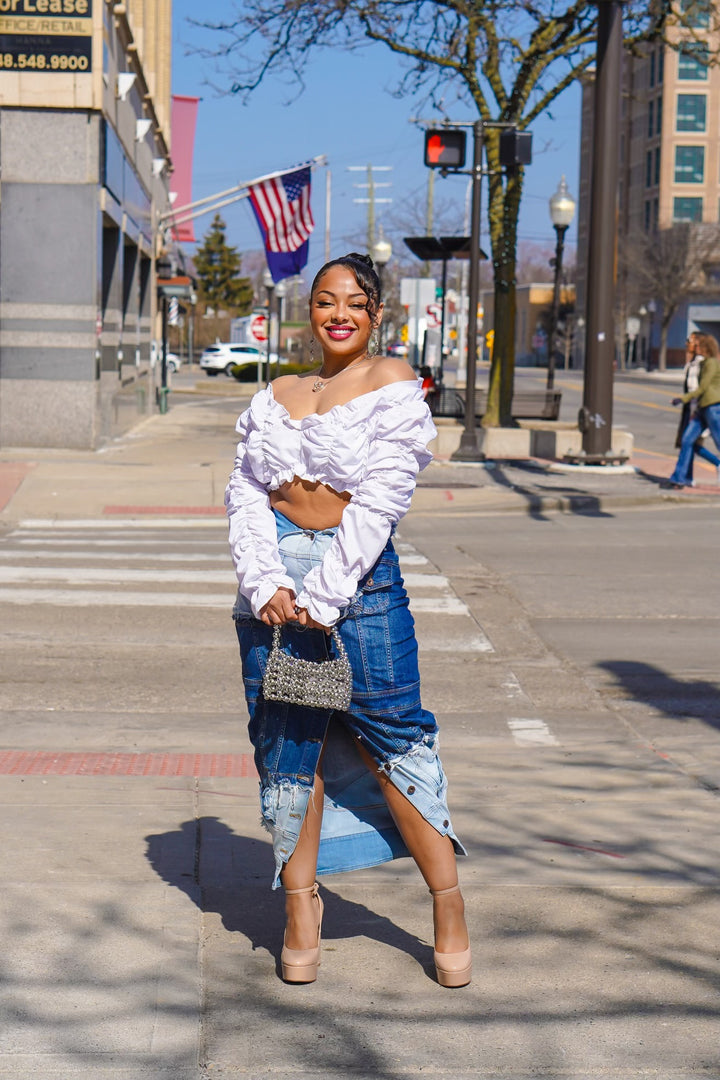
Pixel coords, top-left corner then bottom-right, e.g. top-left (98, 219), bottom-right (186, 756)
top-left (692, 332), bottom-right (720, 359)
top-left (310, 252), bottom-right (382, 321)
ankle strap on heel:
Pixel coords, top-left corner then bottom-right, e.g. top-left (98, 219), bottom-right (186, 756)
top-left (429, 884), bottom-right (460, 897)
top-left (284, 882), bottom-right (319, 896)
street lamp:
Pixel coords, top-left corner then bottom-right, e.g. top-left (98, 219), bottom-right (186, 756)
top-left (372, 225), bottom-right (392, 352)
top-left (274, 279), bottom-right (287, 378)
top-left (262, 268), bottom-right (275, 384)
top-left (547, 175), bottom-right (576, 391)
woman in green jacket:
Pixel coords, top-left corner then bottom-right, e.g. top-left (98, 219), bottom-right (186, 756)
top-left (665, 332), bottom-right (720, 488)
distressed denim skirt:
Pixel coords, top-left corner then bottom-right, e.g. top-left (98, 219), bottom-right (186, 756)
top-left (234, 508), bottom-right (466, 888)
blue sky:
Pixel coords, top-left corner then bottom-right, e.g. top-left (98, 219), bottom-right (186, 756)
top-left (171, 0), bottom-right (581, 274)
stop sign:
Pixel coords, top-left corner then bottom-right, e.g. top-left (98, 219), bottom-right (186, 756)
top-left (250, 314), bottom-right (268, 343)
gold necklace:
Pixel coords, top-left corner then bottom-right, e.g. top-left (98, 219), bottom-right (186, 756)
top-left (312, 355), bottom-right (369, 393)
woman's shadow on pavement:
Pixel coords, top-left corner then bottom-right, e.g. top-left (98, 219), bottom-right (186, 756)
top-left (144, 816), bottom-right (432, 973)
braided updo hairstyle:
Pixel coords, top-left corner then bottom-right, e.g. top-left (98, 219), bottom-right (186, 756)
top-left (310, 252), bottom-right (382, 323)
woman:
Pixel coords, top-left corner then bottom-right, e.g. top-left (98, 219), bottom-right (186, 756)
top-left (225, 253), bottom-right (470, 987)
top-left (665, 331), bottom-right (720, 488)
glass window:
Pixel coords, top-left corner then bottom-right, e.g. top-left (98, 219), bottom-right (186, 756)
top-left (658, 47), bottom-right (665, 83)
top-left (654, 146), bottom-right (661, 185)
top-left (681, 0), bottom-right (711, 27)
top-left (649, 51), bottom-right (656, 87)
top-left (645, 201), bottom-right (651, 232)
top-left (677, 94), bottom-right (707, 131)
top-left (673, 196), bottom-right (703, 222)
top-left (646, 150), bottom-right (653, 188)
top-left (653, 199), bottom-right (659, 229)
top-left (648, 100), bottom-right (655, 138)
top-left (675, 145), bottom-right (704, 183)
top-left (656, 95), bottom-right (663, 134)
top-left (678, 44), bottom-right (709, 80)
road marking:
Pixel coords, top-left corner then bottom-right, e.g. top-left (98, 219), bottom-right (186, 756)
top-left (0, 550), bottom-right (231, 564)
top-left (16, 519), bottom-right (226, 530)
top-left (398, 554), bottom-right (430, 567)
top-left (411, 596), bottom-right (470, 615)
top-left (0, 588), bottom-right (233, 608)
top-left (402, 572), bottom-right (449, 589)
top-left (508, 718), bottom-right (559, 746)
top-left (417, 629), bottom-right (494, 653)
top-left (0, 566), bottom-right (234, 585)
top-left (8, 537), bottom-right (228, 547)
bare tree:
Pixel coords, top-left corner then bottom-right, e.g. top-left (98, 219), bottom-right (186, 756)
top-left (192, 1), bottom-right (715, 425)
top-left (625, 223), bottom-right (720, 371)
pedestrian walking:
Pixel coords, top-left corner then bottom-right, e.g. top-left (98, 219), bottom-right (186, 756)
top-left (225, 252), bottom-right (470, 987)
top-left (664, 331), bottom-right (720, 488)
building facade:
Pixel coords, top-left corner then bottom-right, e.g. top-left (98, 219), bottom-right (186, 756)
top-left (0, 0), bottom-right (174, 448)
top-left (576, 10), bottom-right (720, 369)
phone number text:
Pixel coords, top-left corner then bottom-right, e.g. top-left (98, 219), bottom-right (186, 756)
top-left (0, 50), bottom-right (88, 69)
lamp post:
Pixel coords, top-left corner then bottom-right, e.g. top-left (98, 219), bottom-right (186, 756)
top-left (262, 268), bottom-right (275, 384)
top-left (372, 225), bottom-right (392, 353)
top-left (547, 176), bottom-right (576, 391)
top-left (274, 279), bottom-right (287, 378)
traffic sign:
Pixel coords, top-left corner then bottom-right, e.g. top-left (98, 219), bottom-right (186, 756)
top-left (426, 303), bottom-right (442, 328)
top-left (249, 314), bottom-right (268, 343)
top-left (424, 129), bottom-right (466, 169)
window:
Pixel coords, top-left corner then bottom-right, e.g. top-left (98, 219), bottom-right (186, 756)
top-left (646, 150), bottom-right (653, 188)
top-left (673, 196), bottom-right (703, 222)
top-left (677, 94), bottom-right (707, 132)
top-left (649, 51), bottom-right (656, 87)
top-left (678, 44), bottom-right (709, 80)
top-left (681, 0), bottom-right (711, 27)
top-left (675, 145), bottom-right (704, 183)
top-left (658, 47), bottom-right (665, 83)
top-left (645, 201), bottom-right (652, 232)
top-left (648, 100), bottom-right (655, 138)
top-left (656, 95), bottom-right (663, 135)
top-left (654, 146), bottom-right (661, 186)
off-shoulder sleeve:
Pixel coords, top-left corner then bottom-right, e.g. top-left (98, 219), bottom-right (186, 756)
top-left (295, 386), bottom-right (435, 626)
top-left (224, 401), bottom-right (296, 618)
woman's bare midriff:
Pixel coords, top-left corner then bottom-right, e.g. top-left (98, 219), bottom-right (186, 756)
top-left (269, 476), bottom-right (351, 530)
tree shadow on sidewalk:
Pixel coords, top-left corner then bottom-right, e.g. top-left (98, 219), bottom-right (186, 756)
top-left (144, 816), bottom-right (431, 970)
top-left (599, 660), bottom-right (720, 732)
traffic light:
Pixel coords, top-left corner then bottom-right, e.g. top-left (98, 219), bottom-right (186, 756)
top-left (424, 129), bottom-right (466, 169)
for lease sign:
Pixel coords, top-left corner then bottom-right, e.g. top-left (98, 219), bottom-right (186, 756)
top-left (0, 0), bottom-right (91, 72)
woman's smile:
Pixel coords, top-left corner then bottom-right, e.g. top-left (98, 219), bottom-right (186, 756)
top-left (325, 326), bottom-right (356, 341)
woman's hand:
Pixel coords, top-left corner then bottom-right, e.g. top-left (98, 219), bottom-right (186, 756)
top-left (259, 587), bottom-right (299, 626)
top-left (295, 606), bottom-right (332, 633)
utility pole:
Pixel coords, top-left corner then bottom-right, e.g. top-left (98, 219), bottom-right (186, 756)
top-left (348, 165), bottom-right (392, 253)
top-left (579, 0), bottom-right (623, 460)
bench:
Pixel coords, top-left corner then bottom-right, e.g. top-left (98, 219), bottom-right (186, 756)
top-left (429, 388), bottom-right (562, 421)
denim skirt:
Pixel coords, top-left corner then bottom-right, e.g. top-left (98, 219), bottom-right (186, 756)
top-left (234, 508), bottom-right (466, 888)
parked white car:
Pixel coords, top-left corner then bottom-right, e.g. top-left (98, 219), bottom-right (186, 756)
top-left (200, 342), bottom-right (281, 376)
top-left (166, 353), bottom-right (182, 373)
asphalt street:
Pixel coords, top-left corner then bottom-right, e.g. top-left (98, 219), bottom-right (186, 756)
top-left (0, 383), bottom-right (718, 1079)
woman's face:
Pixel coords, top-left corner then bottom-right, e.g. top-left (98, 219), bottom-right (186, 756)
top-left (310, 265), bottom-right (382, 360)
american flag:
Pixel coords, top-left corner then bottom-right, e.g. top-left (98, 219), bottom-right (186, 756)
top-left (248, 166), bottom-right (314, 283)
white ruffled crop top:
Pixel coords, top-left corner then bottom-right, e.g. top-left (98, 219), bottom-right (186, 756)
top-left (224, 378), bottom-right (437, 626)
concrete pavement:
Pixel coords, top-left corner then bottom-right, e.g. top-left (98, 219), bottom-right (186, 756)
top-left (0, 393), bottom-right (719, 1078)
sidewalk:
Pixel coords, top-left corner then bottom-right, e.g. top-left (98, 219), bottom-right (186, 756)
top-left (1, 392), bottom-right (718, 522)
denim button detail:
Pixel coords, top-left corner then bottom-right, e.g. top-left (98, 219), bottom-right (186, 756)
top-left (407, 785), bottom-right (416, 794)
top-left (443, 819), bottom-right (449, 828)
top-left (366, 577), bottom-right (374, 586)
top-left (384, 763), bottom-right (391, 772)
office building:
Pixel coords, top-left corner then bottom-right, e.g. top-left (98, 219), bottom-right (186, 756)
top-left (576, 10), bottom-right (720, 368)
top-left (0, 0), bottom-right (174, 448)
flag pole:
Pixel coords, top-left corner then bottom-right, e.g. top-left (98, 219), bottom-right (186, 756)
top-left (158, 155), bottom-right (328, 223)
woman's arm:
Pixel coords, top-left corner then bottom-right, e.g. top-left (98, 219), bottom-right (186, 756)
top-left (225, 435), bottom-right (297, 620)
top-left (295, 394), bottom-right (435, 626)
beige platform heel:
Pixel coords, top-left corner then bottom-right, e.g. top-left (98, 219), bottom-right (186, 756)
top-left (430, 884), bottom-right (472, 988)
top-left (281, 882), bottom-right (324, 983)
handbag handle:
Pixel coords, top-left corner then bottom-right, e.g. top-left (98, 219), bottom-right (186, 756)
top-left (271, 624), bottom-right (348, 662)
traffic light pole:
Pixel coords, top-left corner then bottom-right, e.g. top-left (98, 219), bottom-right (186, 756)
top-left (451, 119), bottom-right (484, 461)
top-left (579, 0), bottom-right (623, 460)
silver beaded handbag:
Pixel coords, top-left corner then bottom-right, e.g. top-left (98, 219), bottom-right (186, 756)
top-left (262, 625), bottom-right (352, 711)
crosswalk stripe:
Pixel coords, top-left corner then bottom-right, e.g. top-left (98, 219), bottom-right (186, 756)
top-left (0, 566), bottom-right (234, 585)
top-left (0, 588), bottom-right (233, 608)
top-left (0, 550), bottom-right (231, 565)
top-left (508, 718), bottom-right (559, 746)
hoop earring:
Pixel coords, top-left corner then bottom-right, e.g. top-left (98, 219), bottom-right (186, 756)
top-left (309, 336), bottom-right (317, 362)
top-left (368, 331), bottom-right (379, 358)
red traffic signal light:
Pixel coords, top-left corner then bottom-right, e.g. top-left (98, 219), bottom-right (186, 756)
top-left (424, 129), bottom-right (466, 169)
